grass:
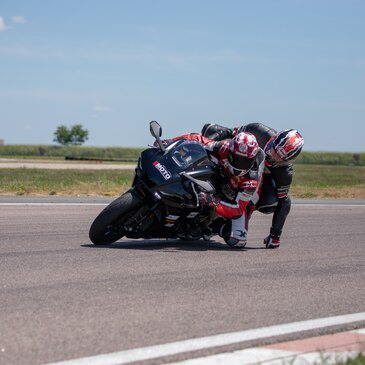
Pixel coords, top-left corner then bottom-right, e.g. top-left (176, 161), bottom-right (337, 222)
top-left (0, 164), bottom-right (364, 198)
top-left (0, 168), bottom-right (135, 196)
top-left (280, 352), bottom-right (365, 365)
top-left (0, 144), bottom-right (143, 161)
top-left (335, 353), bottom-right (365, 365)
top-left (296, 151), bottom-right (365, 166)
top-left (1, 145), bottom-right (364, 166)
top-left (292, 164), bottom-right (365, 199)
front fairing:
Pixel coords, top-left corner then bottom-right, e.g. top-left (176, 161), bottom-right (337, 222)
top-left (138, 139), bottom-right (213, 185)
top-left (136, 139), bottom-right (216, 208)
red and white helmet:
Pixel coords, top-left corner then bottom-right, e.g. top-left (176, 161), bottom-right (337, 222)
top-left (266, 129), bottom-right (304, 167)
top-left (227, 132), bottom-right (259, 176)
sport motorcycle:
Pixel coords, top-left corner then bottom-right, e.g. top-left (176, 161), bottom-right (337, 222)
top-left (89, 121), bottom-right (221, 245)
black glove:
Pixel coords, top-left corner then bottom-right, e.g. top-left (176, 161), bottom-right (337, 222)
top-left (198, 192), bottom-right (216, 208)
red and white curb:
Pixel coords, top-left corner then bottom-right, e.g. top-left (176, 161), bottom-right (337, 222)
top-left (167, 329), bottom-right (365, 365)
top-left (45, 313), bottom-right (365, 365)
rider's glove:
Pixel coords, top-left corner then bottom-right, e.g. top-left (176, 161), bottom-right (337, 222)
top-left (264, 234), bottom-right (280, 249)
top-left (198, 192), bottom-right (216, 208)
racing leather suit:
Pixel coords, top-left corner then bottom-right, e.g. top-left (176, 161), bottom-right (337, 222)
top-left (202, 123), bottom-right (293, 238)
top-left (172, 133), bottom-right (265, 245)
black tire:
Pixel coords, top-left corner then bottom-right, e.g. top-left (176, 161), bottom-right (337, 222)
top-left (89, 191), bottom-right (142, 245)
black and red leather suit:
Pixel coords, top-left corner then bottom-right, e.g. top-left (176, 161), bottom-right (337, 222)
top-left (202, 123), bottom-right (292, 239)
top-left (171, 133), bottom-right (265, 245)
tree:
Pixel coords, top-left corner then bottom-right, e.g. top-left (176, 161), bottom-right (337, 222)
top-left (53, 124), bottom-right (89, 146)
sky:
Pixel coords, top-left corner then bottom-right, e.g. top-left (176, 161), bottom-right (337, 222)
top-left (0, 0), bottom-right (364, 152)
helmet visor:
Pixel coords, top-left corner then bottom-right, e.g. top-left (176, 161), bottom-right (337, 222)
top-left (228, 153), bottom-right (255, 174)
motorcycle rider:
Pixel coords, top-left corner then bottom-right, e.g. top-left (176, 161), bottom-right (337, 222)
top-left (201, 122), bottom-right (304, 248)
top-left (168, 131), bottom-right (265, 247)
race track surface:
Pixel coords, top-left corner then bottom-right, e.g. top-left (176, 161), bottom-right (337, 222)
top-left (0, 198), bottom-right (364, 364)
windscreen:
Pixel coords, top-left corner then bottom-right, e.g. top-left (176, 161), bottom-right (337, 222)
top-left (168, 140), bottom-right (208, 169)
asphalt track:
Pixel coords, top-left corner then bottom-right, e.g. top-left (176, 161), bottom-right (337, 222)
top-left (0, 197), bottom-right (364, 364)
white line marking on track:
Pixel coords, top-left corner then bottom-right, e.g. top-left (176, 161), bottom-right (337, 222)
top-left (43, 312), bottom-right (365, 365)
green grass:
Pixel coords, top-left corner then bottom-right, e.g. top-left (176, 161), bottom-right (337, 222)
top-left (335, 353), bottom-right (365, 365)
top-left (293, 164), bottom-right (365, 188)
top-left (1, 145), bottom-right (364, 166)
top-left (285, 352), bottom-right (365, 365)
top-left (296, 151), bottom-right (365, 166)
top-left (0, 164), bottom-right (364, 197)
top-left (292, 164), bottom-right (365, 198)
top-left (0, 168), bottom-right (135, 196)
top-left (0, 144), bottom-right (143, 161)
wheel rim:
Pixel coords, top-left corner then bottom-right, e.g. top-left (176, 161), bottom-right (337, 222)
top-left (101, 205), bottom-right (141, 242)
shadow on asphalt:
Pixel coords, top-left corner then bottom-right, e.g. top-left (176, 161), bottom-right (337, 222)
top-left (81, 240), bottom-right (266, 252)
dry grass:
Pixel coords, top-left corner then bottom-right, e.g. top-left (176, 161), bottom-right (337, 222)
top-left (0, 164), bottom-right (364, 198)
top-left (291, 187), bottom-right (365, 199)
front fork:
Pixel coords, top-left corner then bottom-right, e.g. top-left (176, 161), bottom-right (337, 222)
top-left (124, 185), bottom-right (162, 233)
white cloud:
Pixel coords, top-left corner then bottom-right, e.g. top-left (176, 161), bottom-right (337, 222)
top-left (0, 15), bottom-right (26, 32)
top-left (0, 16), bottom-right (7, 31)
top-left (11, 16), bottom-right (27, 24)
top-left (93, 105), bottom-right (112, 112)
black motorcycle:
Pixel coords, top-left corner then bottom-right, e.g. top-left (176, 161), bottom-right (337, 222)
top-left (89, 121), bottom-right (221, 245)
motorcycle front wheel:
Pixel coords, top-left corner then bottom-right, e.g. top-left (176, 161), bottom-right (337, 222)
top-left (89, 191), bottom-right (142, 245)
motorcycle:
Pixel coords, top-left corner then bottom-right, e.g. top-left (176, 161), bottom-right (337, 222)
top-left (89, 121), bottom-right (221, 245)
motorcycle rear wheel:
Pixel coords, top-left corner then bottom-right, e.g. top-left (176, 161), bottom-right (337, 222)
top-left (89, 191), bottom-right (142, 245)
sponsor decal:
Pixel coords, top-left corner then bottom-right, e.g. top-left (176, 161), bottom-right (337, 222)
top-left (187, 212), bottom-right (199, 218)
top-left (241, 180), bottom-right (258, 189)
top-left (153, 161), bottom-right (172, 180)
top-left (234, 230), bottom-right (247, 239)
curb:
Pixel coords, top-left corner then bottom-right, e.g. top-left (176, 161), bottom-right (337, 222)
top-left (167, 329), bottom-right (365, 365)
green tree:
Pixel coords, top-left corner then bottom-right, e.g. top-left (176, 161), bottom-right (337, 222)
top-left (53, 124), bottom-right (89, 146)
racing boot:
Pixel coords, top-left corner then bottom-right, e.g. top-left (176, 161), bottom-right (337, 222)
top-left (220, 217), bottom-right (247, 248)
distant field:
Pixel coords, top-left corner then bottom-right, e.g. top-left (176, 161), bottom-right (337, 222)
top-left (0, 144), bottom-right (143, 162)
top-left (292, 164), bottom-right (365, 198)
top-left (0, 164), bottom-right (364, 198)
top-left (0, 169), bottom-right (135, 196)
top-left (0, 144), bottom-right (364, 166)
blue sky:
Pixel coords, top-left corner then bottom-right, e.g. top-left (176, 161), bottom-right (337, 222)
top-left (0, 0), bottom-right (364, 151)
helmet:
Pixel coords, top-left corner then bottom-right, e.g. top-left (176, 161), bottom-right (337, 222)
top-left (266, 129), bottom-right (304, 167)
top-left (227, 132), bottom-right (259, 176)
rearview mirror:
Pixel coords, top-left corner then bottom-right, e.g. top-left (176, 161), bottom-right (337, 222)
top-left (149, 120), bottom-right (165, 152)
top-left (150, 121), bottom-right (162, 138)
